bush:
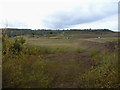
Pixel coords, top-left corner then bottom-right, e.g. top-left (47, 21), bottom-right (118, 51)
top-left (89, 49), bottom-right (98, 57)
top-left (2, 35), bottom-right (14, 54)
top-left (76, 50), bottom-right (119, 88)
top-left (2, 37), bottom-right (26, 55)
top-left (2, 54), bottom-right (53, 88)
top-left (12, 37), bottom-right (25, 54)
top-left (2, 37), bottom-right (53, 88)
top-left (76, 48), bottom-right (83, 53)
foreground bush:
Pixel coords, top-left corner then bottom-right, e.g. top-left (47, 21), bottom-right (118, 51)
top-left (2, 37), bottom-right (53, 88)
top-left (2, 36), bottom-right (26, 55)
top-left (76, 50), bottom-right (119, 88)
top-left (3, 54), bottom-right (53, 88)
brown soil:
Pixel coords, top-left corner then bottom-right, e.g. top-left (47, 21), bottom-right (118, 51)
top-left (45, 52), bottom-right (92, 88)
top-left (71, 33), bottom-right (119, 38)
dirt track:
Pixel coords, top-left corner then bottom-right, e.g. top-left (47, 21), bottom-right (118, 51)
top-left (45, 52), bottom-right (92, 88)
top-left (43, 39), bottom-right (119, 88)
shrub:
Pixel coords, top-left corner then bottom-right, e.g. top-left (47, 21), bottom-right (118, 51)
top-left (2, 37), bottom-right (26, 55)
top-left (76, 50), bottom-right (119, 88)
top-left (2, 37), bottom-right (53, 88)
top-left (76, 48), bottom-right (83, 53)
top-left (2, 35), bottom-right (14, 54)
top-left (89, 49), bottom-right (98, 57)
top-left (2, 54), bottom-right (53, 88)
top-left (49, 31), bottom-right (53, 34)
top-left (12, 37), bottom-right (25, 54)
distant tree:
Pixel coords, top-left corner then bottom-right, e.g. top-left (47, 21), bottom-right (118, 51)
top-left (31, 32), bottom-right (35, 37)
top-left (49, 31), bottom-right (53, 34)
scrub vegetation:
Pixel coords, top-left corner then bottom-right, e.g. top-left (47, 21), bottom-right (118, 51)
top-left (2, 29), bottom-right (120, 88)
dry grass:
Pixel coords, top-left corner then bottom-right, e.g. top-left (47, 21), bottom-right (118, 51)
top-left (2, 35), bottom-right (120, 88)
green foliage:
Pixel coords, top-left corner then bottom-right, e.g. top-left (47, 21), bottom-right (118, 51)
top-left (4, 28), bottom-right (113, 37)
top-left (49, 31), bottom-right (53, 34)
top-left (76, 50), bottom-right (119, 88)
top-left (3, 54), bottom-right (53, 88)
top-left (89, 49), bottom-right (98, 57)
top-left (18, 37), bottom-right (26, 44)
top-left (76, 48), bottom-right (83, 53)
top-left (2, 37), bottom-right (53, 88)
top-left (12, 37), bottom-right (26, 54)
top-left (2, 35), bottom-right (14, 54)
top-left (2, 34), bottom-right (119, 88)
top-left (37, 46), bottom-right (67, 54)
top-left (2, 36), bottom-right (26, 54)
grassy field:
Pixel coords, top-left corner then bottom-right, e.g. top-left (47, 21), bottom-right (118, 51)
top-left (2, 33), bottom-right (120, 88)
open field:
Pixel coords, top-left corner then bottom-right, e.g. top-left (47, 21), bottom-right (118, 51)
top-left (2, 32), bottom-right (120, 88)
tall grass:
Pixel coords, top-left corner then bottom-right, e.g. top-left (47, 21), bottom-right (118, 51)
top-left (2, 37), bottom-right (53, 88)
top-left (76, 50), bottom-right (119, 88)
top-left (3, 54), bottom-right (53, 88)
top-left (75, 48), bottom-right (83, 53)
top-left (2, 36), bottom-right (119, 88)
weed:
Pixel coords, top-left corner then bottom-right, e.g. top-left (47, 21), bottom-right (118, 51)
top-left (76, 48), bottom-right (83, 53)
top-left (76, 50), bottom-right (119, 88)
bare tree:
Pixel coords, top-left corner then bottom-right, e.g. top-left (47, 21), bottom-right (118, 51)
top-left (2, 20), bottom-right (8, 37)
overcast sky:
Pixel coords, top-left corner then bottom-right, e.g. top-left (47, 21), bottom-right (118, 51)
top-left (0, 0), bottom-right (119, 31)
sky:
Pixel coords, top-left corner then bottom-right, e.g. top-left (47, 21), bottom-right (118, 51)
top-left (0, 0), bottom-right (119, 31)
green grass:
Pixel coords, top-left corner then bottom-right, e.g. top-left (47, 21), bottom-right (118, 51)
top-left (3, 35), bottom-right (119, 88)
top-left (45, 59), bottom-right (90, 87)
top-left (85, 37), bottom-right (119, 43)
top-left (75, 48), bottom-right (83, 53)
top-left (76, 50), bottom-right (119, 88)
top-left (24, 36), bottom-right (96, 51)
top-left (2, 49), bottom-right (53, 88)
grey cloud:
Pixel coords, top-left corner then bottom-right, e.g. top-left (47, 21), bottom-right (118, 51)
top-left (42, 2), bottom-right (117, 29)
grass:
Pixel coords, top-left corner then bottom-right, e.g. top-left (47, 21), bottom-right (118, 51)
top-left (2, 34), bottom-right (120, 88)
top-left (85, 37), bottom-right (119, 43)
top-left (2, 49), bottom-right (54, 88)
top-left (75, 48), bottom-right (83, 53)
top-left (23, 45), bottom-right (68, 55)
top-left (76, 50), bottom-right (119, 88)
top-left (45, 59), bottom-right (90, 88)
top-left (24, 36), bottom-right (96, 51)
